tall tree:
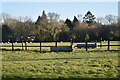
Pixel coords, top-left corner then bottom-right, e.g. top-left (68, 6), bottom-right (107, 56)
top-left (13, 16), bottom-right (35, 41)
top-left (35, 12), bottom-right (68, 41)
top-left (0, 12), bottom-right (11, 24)
top-left (77, 14), bottom-right (82, 22)
top-left (83, 11), bottom-right (96, 26)
top-left (41, 10), bottom-right (47, 20)
top-left (73, 16), bottom-right (79, 28)
top-left (97, 17), bottom-right (104, 24)
top-left (83, 11), bottom-right (96, 38)
top-left (35, 10), bottom-right (47, 25)
top-left (65, 18), bottom-right (74, 30)
top-left (46, 12), bottom-right (68, 41)
top-left (47, 12), bottom-right (60, 21)
top-left (105, 15), bottom-right (117, 24)
top-left (83, 11), bottom-right (96, 51)
top-left (2, 24), bottom-right (13, 42)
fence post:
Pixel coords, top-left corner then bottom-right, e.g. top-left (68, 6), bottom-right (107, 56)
top-left (40, 41), bottom-right (41, 52)
top-left (55, 40), bottom-right (58, 52)
top-left (85, 41), bottom-right (88, 51)
top-left (108, 40), bottom-right (110, 50)
top-left (22, 40), bottom-right (24, 50)
top-left (100, 40), bottom-right (102, 48)
top-left (95, 42), bottom-right (97, 47)
top-left (70, 39), bottom-right (73, 47)
top-left (55, 41), bottom-right (57, 47)
top-left (12, 39), bottom-right (14, 51)
top-left (25, 42), bottom-right (27, 50)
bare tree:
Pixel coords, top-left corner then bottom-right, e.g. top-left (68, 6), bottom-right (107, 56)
top-left (105, 15), bottom-right (117, 24)
top-left (97, 17), bottom-right (104, 24)
top-left (77, 14), bottom-right (82, 22)
top-left (0, 12), bottom-right (11, 24)
top-left (47, 12), bottom-right (60, 22)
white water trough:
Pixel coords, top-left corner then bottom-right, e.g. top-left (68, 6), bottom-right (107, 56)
top-left (51, 45), bottom-right (74, 52)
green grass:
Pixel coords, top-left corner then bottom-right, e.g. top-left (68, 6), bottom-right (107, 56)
top-left (1, 41), bottom-right (120, 79)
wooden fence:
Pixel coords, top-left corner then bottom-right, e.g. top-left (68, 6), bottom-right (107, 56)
top-left (1, 40), bottom-right (120, 51)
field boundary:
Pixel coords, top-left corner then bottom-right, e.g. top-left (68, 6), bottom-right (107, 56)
top-left (1, 41), bottom-right (120, 51)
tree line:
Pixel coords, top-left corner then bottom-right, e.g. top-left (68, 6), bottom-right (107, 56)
top-left (1, 10), bottom-right (119, 42)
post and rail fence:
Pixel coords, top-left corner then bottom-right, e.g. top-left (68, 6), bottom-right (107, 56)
top-left (1, 40), bottom-right (120, 51)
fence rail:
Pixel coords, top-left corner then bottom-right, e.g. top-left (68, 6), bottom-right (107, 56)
top-left (1, 41), bottom-right (120, 51)
top-left (98, 45), bottom-right (120, 46)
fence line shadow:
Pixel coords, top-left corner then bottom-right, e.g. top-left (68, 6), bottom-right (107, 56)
top-left (1, 48), bottom-right (120, 52)
top-left (3, 56), bottom-right (118, 62)
top-left (2, 78), bottom-right (120, 80)
top-left (1, 49), bottom-right (51, 53)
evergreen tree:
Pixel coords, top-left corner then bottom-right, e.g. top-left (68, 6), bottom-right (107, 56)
top-left (83, 11), bottom-right (96, 51)
top-left (65, 18), bottom-right (74, 30)
top-left (73, 16), bottom-right (79, 22)
top-left (35, 16), bottom-right (41, 24)
top-left (35, 10), bottom-right (47, 24)
top-left (83, 11), bottom-right (96, 26)
top-left (2, 24), bottom-right (13, 42)
top-left (41, 10), bottom-right (47, 20)
top-left (73, 16), bottom-right (79, 27)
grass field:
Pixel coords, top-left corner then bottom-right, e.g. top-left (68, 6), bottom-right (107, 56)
top-left (1, 41), bottom-right (120, 80)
